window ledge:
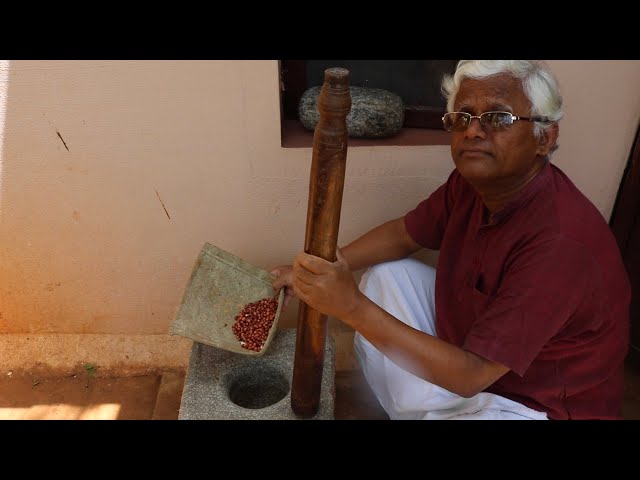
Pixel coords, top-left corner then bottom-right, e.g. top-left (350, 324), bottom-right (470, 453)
top-left (280, 119), bottom-right (450, 149)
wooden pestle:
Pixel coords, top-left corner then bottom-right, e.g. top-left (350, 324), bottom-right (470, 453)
top-left (291, 67), bottom-right (352, 417)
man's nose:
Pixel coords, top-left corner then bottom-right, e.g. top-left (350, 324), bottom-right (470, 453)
top-left (464, 116), bottom-right (486, 138)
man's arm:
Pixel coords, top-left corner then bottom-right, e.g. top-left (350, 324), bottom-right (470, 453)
top-left (346, 295), bottom-right (509, 397)
top-left (292, 249), bottom-right (509, 397)
top-left (271, 216), bottom-right (422, 306)
top-left (341, 216), bottom-right (422, 271)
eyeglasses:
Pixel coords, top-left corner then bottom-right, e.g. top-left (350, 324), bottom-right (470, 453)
top-left (442, 111), bottom-right (550, 132)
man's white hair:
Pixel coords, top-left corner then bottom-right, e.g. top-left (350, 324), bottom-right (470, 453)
top-left (442, 60), bottom-right (564, 147)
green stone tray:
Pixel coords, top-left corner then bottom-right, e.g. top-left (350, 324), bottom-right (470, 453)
top-left (169, 243), bottom-right (284, 356)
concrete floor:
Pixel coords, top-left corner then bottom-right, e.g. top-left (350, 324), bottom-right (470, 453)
top-left (0, 361), bottom-right (638, 420)
top-left (0, 366), bottom-right (389, 420)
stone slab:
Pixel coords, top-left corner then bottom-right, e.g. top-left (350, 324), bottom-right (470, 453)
top-left (178, 328), bottom-right (335, 419)
top-left (299, 85), bottom-right (404, 138)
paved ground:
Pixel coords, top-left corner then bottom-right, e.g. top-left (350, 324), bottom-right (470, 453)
top-left (0, 362), bottom-right (638, 420)
top-left (0, 367), bottom-right (389, 420)
top-left (0, 370), bottom-right (185, 420)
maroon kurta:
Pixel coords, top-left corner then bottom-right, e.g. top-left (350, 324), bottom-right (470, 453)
top-left (405, 161), bottom-right (630, 419)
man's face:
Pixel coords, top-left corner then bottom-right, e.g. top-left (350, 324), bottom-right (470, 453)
top-left (450, 74), bottom-right (545, 187)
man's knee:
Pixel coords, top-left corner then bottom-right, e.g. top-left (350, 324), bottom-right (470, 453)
top-left (362, 258), bottom-right (436, 288)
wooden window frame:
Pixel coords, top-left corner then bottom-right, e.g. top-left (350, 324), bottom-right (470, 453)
top-left (279, 60), bottom-right (453, 148)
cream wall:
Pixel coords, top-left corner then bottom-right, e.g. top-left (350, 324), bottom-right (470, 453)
top-left (0, 60), bottom-right (639, 371)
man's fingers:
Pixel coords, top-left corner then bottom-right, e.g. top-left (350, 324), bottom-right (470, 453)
top-left (271, 274), bottom-right (286, 290)
top-left (272, 276), bottom-right (288, 290)
top-left (270, 266), bottom-right (291, 290)
top-left (292, 282), bottom-right (311, 304)
top-left (295, 252), bottom-right (332, 274)
top-left (293, 263), bottom-right (315, 286)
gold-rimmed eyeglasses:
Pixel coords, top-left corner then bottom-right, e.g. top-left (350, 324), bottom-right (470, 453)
top-left (442, 111), bottom-right (550, 132)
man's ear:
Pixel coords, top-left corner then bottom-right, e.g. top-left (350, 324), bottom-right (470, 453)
top-left (537, 123), bottom-right (559, 157)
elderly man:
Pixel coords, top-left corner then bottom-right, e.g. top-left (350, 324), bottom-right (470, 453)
top-left (272, 60), bottom-right (630, 420)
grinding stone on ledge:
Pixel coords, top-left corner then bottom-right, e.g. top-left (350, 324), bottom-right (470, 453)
top-left (299, 85), bottom-right (405, 138)
top-left (178, 328), bottom-right (335, 420)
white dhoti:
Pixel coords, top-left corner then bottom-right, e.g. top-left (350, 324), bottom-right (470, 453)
top-left (354, 258), bottom-right (547, 420)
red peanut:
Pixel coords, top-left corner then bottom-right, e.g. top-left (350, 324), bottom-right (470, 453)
top-left (232, 296), bottom-right (278, 352)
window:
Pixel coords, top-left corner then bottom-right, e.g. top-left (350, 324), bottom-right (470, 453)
top-left (279, 60), bottom-right (458, 148)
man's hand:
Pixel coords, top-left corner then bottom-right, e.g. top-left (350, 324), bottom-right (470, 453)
top-left (292, 248), bottom-right (363, 320)
top-left (270, 265), bottom-right (296, 309)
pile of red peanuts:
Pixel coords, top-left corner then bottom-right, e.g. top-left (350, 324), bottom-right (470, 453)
top-left (232, 296), bottom-right (279, 352)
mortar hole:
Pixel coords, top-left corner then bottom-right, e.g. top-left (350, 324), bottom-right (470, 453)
top-left (227, 367), bottom-right (289, 409)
